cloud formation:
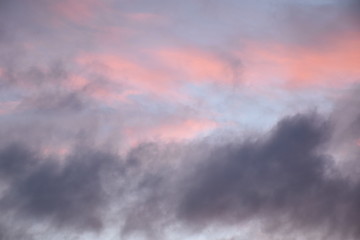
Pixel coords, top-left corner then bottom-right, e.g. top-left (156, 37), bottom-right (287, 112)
top-left (1, 0), bottom-right (360, 239)
top-left (0, 144), bottom-right (115, 230)
top-left (0, 87), bottom-right (359, 239)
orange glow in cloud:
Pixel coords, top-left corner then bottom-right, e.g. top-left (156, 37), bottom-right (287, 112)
top-left (154, 48), bottom-right (236, 84)
top-left (241, 33), bottom-right (360, 89)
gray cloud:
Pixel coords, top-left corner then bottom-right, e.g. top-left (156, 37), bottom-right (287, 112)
top-left (174, 109), bottom-right (360, 239)
top-left (347, 0), bottom-right (360, 24)
top-left (0, 140), bottom-right (172, 238)
top-left (1, 98), bottom-right (360, 239)
top-left (0, 144), bottom-right (121, 232)
top-left (0, 143), bottom-right (37, 181)
top-left (118, 87), bottom-right (360, 239)
top-left (18, 90), bottom-right (87, 114)
top-left (0, 223), bottom-right (32, 240)
top-left (179, 114), bottom-right (334, 224)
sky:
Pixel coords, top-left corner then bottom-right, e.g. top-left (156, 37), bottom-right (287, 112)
top-left (0, 0), bottom-right (360, 239)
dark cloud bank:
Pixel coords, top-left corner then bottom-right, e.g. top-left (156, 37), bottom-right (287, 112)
top-left (0, 88), bottom-right (359, 239)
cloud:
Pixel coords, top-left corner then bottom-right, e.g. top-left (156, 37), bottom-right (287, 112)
top-left (153, 47), bottom-right (240, 85)
top-left (171, 90), bottom-right (360, 240)
top-left (116, 87), bottom-right (360, 239)
top-left (240, 32), bottom-right (360, 89)
top-left (178, 113), bottom-right (333, 224)
top-left (2, 1), bottom-right (360, 239)
top-left (124, 118), bottom-right (218, 147)
top-left (1, 88), bottom-right (360, 239)
top-left (17, 90), bottom-right (87, 114)
top-left (51, 0), bottom-right (103, 24)
top-left (0, 143), bottom-right (37, 181)
top-left (76, 47), bottom-right (241, 103)
top-left (345, 0), bottom-right (360, 25)
top-left (124, 12), bottom-right (165, 24)
top-left (76, 53), bottom-right (180, 100)
top-left (0, 144), bottom-right (119, 231)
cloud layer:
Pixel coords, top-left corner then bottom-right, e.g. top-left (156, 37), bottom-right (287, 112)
top-left (1, 0), bottom-right (360, 239)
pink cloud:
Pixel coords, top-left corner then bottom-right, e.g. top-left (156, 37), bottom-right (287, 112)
top-left (67, 75), bottom-right (89, 89)
top-left (74, 45), bottom-right (242, 105)
top-left (149, 119), bottom-right (218, 140)
top-left (74, 47), bottom-right (241, 105)
top-left (153, 48), bottom-right (236, 84)
top-left (76, 53), bottom-right (187, 101)
top-left (240, 32), bottom-right (360, 89)
top-left (124, 118), bottom-right (218, 147)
